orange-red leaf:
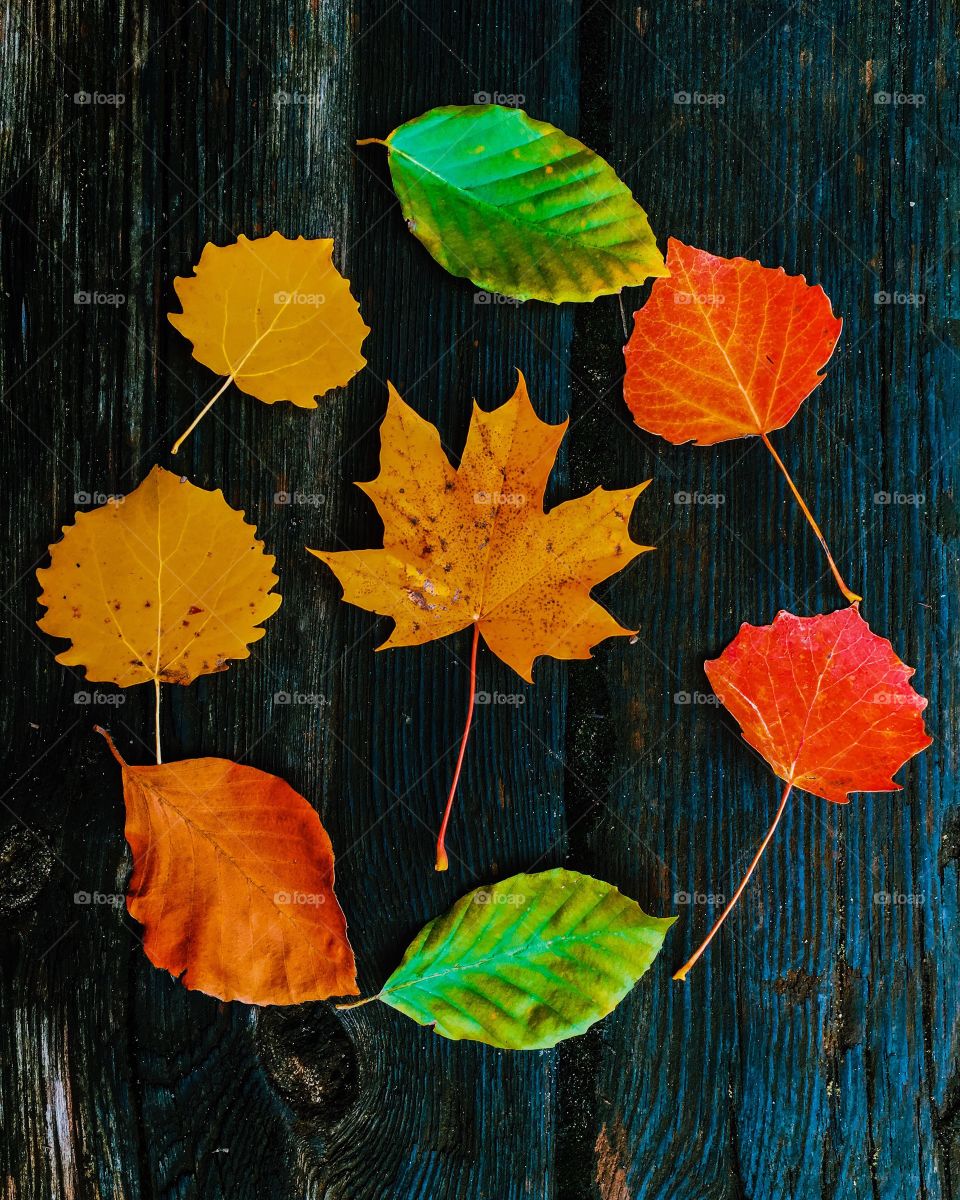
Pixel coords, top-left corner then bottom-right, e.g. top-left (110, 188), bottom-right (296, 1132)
top-left (705, 607), bottom-right (932, 803)
top-left (99, 731), bottom-right (357, 1005)
top-left (623, 238), bottom-right (842, 446)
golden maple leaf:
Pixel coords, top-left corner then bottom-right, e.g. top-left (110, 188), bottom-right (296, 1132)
top-left (37, 466), bottom-right (281, 688)
top-left (310, 374), bottom-right (652, 683)
top-left (311, 374), bottom-right (652, 869)
top-left (167, 232), bottom-right (370, 452)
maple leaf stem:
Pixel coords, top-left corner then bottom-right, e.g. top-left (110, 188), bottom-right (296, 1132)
top-left (154, 677), bottom-right (163, 764)
top-left (435, 621), bottom-right (481, 872)
top-left (673, 781), bottom-right (793, 981)
top-left (171, 375), bottom-right (235, 455)
top-left (760, 432), bottom-right (861, 604)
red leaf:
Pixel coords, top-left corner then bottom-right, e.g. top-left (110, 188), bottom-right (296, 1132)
top-left (622, 238), bottom-right (857, 603)
top-left (705, 607), bottom-right (932, 802)
top-left (674, 607), bottom-right (931, 980)
top-left (623, 238), bottom-right (842, 446)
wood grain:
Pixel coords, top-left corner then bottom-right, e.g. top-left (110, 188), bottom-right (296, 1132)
top-left (0, 1), bottom-right (956, 1197)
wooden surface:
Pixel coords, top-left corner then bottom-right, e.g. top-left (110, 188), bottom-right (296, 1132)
top-left (1, 2), bottom-right (957, 1197)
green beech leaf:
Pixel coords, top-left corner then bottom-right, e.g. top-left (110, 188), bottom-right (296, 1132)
top-left (375, 868), bottom-right (675, 1049)
top-left (367, 104), bottom-right (668, 304)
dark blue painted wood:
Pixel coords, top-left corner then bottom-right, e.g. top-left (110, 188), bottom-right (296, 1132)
top-left (0, 2), bottom-right (956, 1197)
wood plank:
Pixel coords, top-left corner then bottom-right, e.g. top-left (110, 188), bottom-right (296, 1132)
top-left (0, 1), bottom-right (956, 1198)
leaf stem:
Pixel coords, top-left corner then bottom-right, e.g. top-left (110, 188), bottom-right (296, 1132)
top-left (171, 374), bottom-right (235, 456)
top-left (673, 781), bottom-right (793, 981)
top-left (94, 725), bottom-right (126, 767)
top-left (153, 677), bottom-right (163, 765)
top-left (355, 137), bottom-right (388, 148)
top-left (760, 432), bottom-right (861, 604)
top-left (335, 994), bottom-right (381, 1010)
top-left (435, 621), bottom-right (481, 872)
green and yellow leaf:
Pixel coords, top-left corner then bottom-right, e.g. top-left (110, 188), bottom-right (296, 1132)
top-left (369, 104), bottom-right (667, 303)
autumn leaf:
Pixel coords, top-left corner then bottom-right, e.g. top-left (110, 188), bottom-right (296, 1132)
top-left (97, 728), bottom-right (357, 1005)
top-left (360, 104), bottom-right (667, 303)
top-left (339, 868), bottom-right (674, 1049)
top-left (673, 607), bottom-right (932, 979)
top-left (310, 373), bottom-right (652, 868)
top-left (37, 466), bottom-right (280, 759)
top-left (623, 238), bottom-right (858, 603)
top-left (167, 232), bottom-right (370, 453)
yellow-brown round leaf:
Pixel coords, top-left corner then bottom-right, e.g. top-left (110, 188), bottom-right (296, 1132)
top-left (37, 466), bottom-right (281, 687)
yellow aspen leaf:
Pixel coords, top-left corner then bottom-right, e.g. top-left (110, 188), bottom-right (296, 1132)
top-left (37, 466), bottom-right (281, 689)
top-left (309, 373), bottom-right (652, 868)
top-left (167, 232), bottom-right (370, 453)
